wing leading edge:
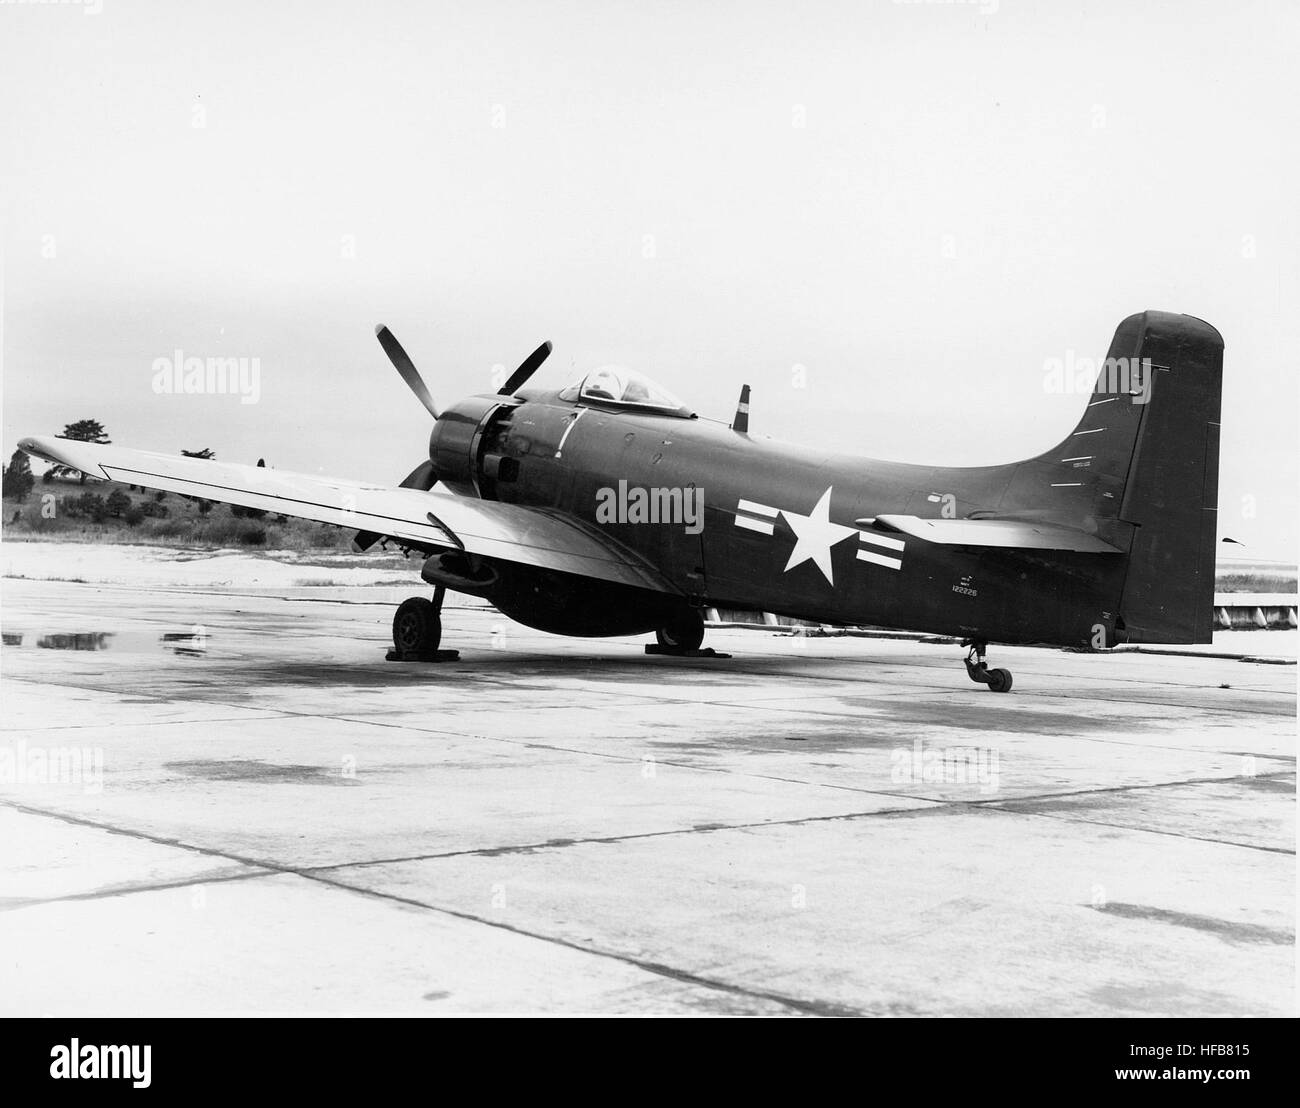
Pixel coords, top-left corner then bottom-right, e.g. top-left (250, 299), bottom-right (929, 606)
top-left (18, 436), bottom-right (678, 594)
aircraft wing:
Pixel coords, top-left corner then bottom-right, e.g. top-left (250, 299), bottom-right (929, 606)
top-left (869, 514), bottom-right (1123, 554)
top-left (18, 436), bottom-right (679, 594)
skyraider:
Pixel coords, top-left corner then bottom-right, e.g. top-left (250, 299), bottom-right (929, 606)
top-left (595, 480), bottom-right (703, 534)
top-left (20, 310), bottom-right (1224, 690)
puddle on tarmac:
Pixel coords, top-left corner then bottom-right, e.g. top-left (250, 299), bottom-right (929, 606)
top-left (166, 759), bottom-right (356, 786)
top-left (0, 630), bottom-right (214, 656)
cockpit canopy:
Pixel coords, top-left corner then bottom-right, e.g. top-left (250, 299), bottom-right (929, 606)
top-left (559, 366), bottom-right (694, 417)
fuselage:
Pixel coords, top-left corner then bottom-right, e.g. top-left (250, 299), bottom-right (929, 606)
top-left (443, 388), bottom-right (1124, 647)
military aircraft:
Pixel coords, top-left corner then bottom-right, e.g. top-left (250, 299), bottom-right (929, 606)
top-left (20, 310), bottom-right (1223, 692)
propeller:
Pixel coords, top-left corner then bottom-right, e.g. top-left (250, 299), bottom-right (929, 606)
top-left (353, 458), bottom-right (439, 554)
top-left (400, 459), bottom-right (437, 491)
top-left (355, 328), bottom-right (442, 552)
top-left (498, 340), bottom-right (552, 396)
top-left (376, 324), bottom-right (439, 419)
top-left (355, 326), bottom-right (550, 553)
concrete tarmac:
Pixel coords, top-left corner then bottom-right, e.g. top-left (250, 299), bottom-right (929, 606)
top-left (0, 577), bottom-right (1294, 1016)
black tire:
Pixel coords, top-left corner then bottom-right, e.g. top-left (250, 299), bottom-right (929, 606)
top-left (986, 667), bottom-right (1013, 693)
top-left (393, 597), bottom-right (441, 653)
top-left (656, 610), bottom-right (705, 652)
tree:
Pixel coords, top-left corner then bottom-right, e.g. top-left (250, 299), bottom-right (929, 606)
top-left (49, 419), bottom-right (111, 484)
top-left (60, 419), bottom-right (110, 443)
top-left (64, 493), bottom-right (108, 522)
top-left (105, 489), bottom-right (132, 518)
top-left (2, 450), bottom-right (35, 501)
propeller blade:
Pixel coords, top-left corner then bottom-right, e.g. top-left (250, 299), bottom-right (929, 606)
top-left (376, 324), bottom-right (439, 419)
top-left (354, 459), bottom-right (438, 552)
top-left (498, 340), bottom-right (552, 396)
top-left (399, 459), bottom-right (437, 491)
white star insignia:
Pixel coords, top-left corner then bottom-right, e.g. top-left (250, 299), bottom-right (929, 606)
top-left (781, 487), bottom-right (857, 586)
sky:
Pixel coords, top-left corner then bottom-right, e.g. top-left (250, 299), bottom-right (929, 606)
top-left (1, 0), bottom-right (1296, 560)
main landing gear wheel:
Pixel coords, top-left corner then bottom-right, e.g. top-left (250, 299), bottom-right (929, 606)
top-left (387, 586), bottom-right (458, 662)
top-left (962, 639), bottom-right (1013, 693)
top-left (393, 597), bottom-right (442, 654)
top-left (655, 609), bottom-right (706, 653)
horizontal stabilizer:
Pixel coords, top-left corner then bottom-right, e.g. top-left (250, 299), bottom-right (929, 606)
top-left (867, 515), bottom-right (1122, 554)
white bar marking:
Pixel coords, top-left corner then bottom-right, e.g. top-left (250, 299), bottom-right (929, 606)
top-left (858, 532), bottom-right (905, 552)
top-left (857, 549), bottom-right (903, 571)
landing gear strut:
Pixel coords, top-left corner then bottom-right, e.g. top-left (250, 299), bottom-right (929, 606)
top-left (962, 638), bottom-right (1013, 693)
top-left (387, 586), bottom-right (460, 662)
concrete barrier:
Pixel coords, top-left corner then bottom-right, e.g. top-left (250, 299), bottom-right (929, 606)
top-left (1214, 594), bottom-right (1298, 631)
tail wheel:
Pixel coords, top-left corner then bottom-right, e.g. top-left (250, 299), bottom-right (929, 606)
top-left (656, 610), bottom-right (705, 652)
top-left (986, 667), bottom-right (1013, 693)
top-left (393, 597), bottom-right (442, 653)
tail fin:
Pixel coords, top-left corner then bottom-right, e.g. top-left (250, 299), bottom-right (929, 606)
top-left (987, 309), bottom-right (1222, 639)
top-left (1109, 312), bottom-right (1223, 643)
top-left (993, 312), bottom-right (1223, 643)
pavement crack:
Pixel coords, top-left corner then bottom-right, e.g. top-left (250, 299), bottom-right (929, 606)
top-left (298, 868), bottom-right (872, 1017)
top-left (0, 796), bottom-right (866, 1016)
top-left (0, 868), bottom-right (273, 912)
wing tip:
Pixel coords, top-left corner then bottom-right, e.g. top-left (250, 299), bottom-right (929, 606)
top-left (18, 435), bottom-right (60, 461)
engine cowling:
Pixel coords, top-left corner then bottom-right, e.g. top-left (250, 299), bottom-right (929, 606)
top-left (422, 398), bottom-right (693, 636)
top-left (427, 395), bottom-right (517, 496)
